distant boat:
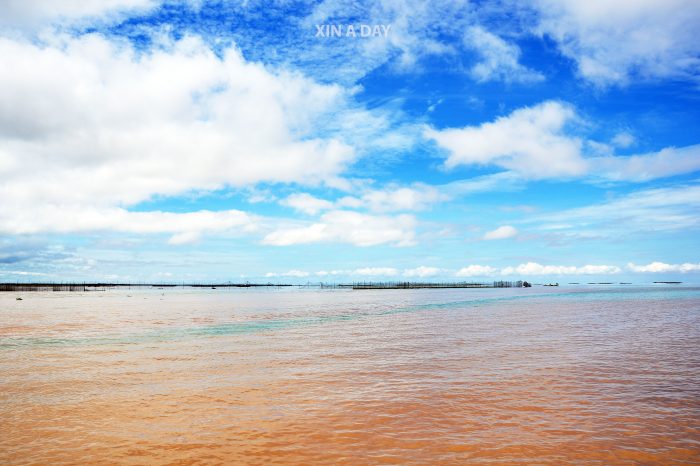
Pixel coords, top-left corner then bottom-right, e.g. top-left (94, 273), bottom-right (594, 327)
top-left (16, 297), bottom-right (22, 300)
top-left (543, 283), bottom-right (559, 287)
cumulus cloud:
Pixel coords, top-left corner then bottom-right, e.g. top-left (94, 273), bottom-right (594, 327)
top-left (403, 266), bottom-right (440, 278)
top-left (0, 34), bottom-right (355, 203)
top-left (262, 210), bottom-right (417, 247)
top-left (425, 101), bottom-right (587, 178)
top-left (464, 26), bottom-right (544, 83)
top-left (483, 225), bottom-right (518, 240)
top-left (0, 33), bottom-right (368, 239)
top-left (530, 0), bottom-right (700, 85)
top-left (280, 193), bottom-right (334, 215)
top-left (501, 262), bottom-right (621, 275)
top-left (455, 265), bottom-right (498, 277)
top-left (426, 100), bottom-right (700, 182)
top-left (338, 183), bottom-right (448, 213)
top-left (627, 262), bottom-right (700, 273)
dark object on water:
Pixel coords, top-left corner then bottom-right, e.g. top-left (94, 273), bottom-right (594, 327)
top-left (211, 286), bottom-right (216, 289)
top-left (543, 283), bottom-right (559, 287)
top-left (523, 281), bottom-right (532, 287)
top-left (16, 297), bottom-right (22, 300)
top-left (654, 281), bottom-right (682, 284)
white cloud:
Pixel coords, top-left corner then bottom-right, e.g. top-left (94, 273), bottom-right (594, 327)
top-left (0, 205), bottom-right (257, 243)
top-left (0, 0), bottom-right (157, 30)
top-left (0, 34), bottom-right (354, 201)
top-left (425, 101), bottom-right (587, 178)
top-left (168, 231), bottom-right (202, 245)
top-left (627, 262), bottom-right (700, 273)
top-left (338, 183), bottom-right (448, 213)
top-left (280, 184), bottom-right (447, 216)
top-left (426, 100), bottom-right (700, 182)
top-left (530, 0), bottom-right (700, 85)
top-left (611, 131), bottom-right (635, 148)
top-left (278, 173), bottom-right (524, 219)
top-left (455, 265), bottom-right (497, 277)
top-left (589, 145), bottom-right (700, 182)
top-left (280, 193), bottom-right (334, 215)
top-left (501, 262), bottom-right (621, 275)
top-left (483, 225), bottom-right (518, 240)
top-left (246, 188), bottom-right (278, 204)
top-left (254, 261), bottom-right (700, 281)
top-left (576, 264), bottom-right (623, 274)
top-left (532, 184), bottom-right (700, 235)
top-left (262, 210), bottom-right (416, 247)
top-left (464, 26), bottom-right (544, 83)
top-left (403, 266), bottom-right (440, 278)
top-left (262, 223), bottom-right (326, 247)
top-left (0, 33), bottom-right (362, 237)
top-left (315, 270), bottom-right (343, 277)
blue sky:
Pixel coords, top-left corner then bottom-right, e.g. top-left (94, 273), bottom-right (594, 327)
top-left (1, 0), bottom-right (699, 283)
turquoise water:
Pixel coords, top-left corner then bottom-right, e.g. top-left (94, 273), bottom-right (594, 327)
top-left (2, 286), bottom-right (699, 349)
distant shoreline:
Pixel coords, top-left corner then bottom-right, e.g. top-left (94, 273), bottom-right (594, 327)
top-left (0, 281), bottom-right (684, 292)
top-left (1, 281), bottom-right (524, 291)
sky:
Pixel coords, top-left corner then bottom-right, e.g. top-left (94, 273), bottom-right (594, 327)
top-left (1, 0), bottom-right (699, 284)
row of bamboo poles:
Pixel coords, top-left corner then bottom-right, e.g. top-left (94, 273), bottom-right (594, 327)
top-left (1, 280), bottom-right (528, 292)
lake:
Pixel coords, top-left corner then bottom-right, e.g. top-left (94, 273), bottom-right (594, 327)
top-left (1, 286), bottom-right (699, 464)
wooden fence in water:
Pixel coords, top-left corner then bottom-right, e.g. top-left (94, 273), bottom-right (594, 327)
top-left (350, 281), bottom-right (524, 290)
top-left (1, 280), bottom-right (528, 292)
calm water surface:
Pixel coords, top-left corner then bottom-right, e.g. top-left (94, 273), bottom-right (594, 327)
top-left (1, 286), bottom-right (699, 464)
